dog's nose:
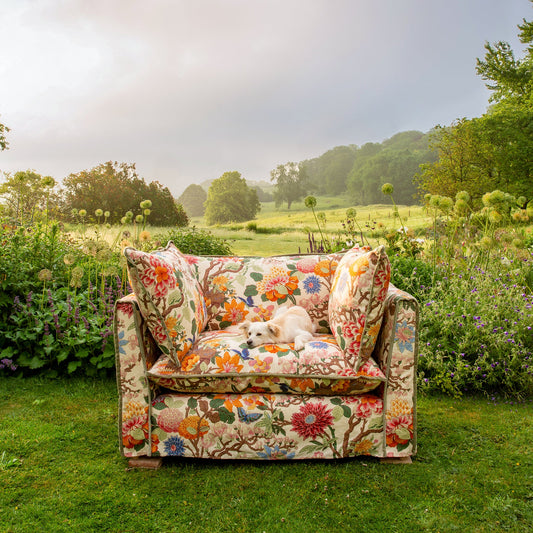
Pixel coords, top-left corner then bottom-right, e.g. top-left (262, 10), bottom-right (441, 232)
top-left (247, 339), bottom-right (253, 347)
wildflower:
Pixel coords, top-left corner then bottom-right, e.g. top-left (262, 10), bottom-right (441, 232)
top-left (63, 254), bottom-right (75, 266)
top-left (135, 215), bottom-right (144, 224)
top-left (139, 230), bottom-right (151, 242)
top-left (78, 209), bottom-right (87, 218)
top-left (140, 200), bottom-right (152, 209)
top-left (38, 269), bottom-right (53, 282)
top-left (95, 209), bottom-right (104, 218)
top-left (381, 183), bottom-right (394, 195)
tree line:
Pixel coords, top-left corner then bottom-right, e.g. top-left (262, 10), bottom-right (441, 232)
top-left (0, 162), bottom-right (188, 226)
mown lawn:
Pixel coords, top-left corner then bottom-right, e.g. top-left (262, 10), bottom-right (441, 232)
top-left (1, 377), bottom-right (531, 532)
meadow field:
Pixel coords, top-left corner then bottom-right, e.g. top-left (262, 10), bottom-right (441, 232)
top-left (189, 196), bottom-right (429, 255)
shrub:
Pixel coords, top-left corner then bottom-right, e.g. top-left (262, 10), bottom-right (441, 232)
top-left (5, 283), bottom-right (122, 377)
top-left (160, 226), bottom-right (233, 256)
top-left (418, 260), bottom-right (533, 398)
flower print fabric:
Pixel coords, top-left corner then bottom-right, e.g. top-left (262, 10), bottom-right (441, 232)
top-left (328, 246), bottom-right (391, 371)
top-left (186, 252), bottom-right (345, 332)
top-left (147, 330), bottom-right (385, 395)
top-left (124, 242), bottom-right (208, 367)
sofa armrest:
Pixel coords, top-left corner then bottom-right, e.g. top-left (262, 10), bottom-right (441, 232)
top-left (114, 293), bottom-right (159, 457)
top-left (373, 284), bottom-right (418, 456)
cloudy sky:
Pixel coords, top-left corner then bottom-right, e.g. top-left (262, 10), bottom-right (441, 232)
top-left (0, 0), bottom-right (529, 196)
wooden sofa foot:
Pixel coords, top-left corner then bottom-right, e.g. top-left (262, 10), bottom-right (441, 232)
top-left (379, 456), bottom-right (412, 464)
top-left (128, 457), bottom-right (163, 470)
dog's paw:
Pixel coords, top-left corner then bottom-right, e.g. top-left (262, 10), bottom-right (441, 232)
top-left (294, 340), bottom-right (305, 351)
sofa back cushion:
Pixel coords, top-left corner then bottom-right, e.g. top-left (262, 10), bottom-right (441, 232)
top-left (328, 245), bottom-right (391, 370)
top-left (185, 252), bottom-right (346, 332)
top-left (124, 242), bottom-right (207, 367)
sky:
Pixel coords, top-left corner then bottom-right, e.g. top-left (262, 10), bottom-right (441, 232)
top-left (0, 0), bottom-right (530, 197)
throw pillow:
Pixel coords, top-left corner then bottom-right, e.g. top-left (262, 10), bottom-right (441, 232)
top-left (328, 245), bottom-right (390, 370)
top-left (124, 242), bottom-right (207, 366)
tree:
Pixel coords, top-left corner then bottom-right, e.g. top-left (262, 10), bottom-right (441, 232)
top-left (178, 184), bottom-right (207, 217)
top-left (0, 116), bottom-right (9, 151)
top-left (347, 132), bottom-right (434, 205)
top-left (270, 162), bottom-right (308, 209)
top-left (415, 120), bottom-right (497, 201)
top-left (204, 171), bottom-right (260, 225)
top-left (61, 161), bottom-right (188, 226)
top-left (0, 170), bottom-right (58, 223)
top-left (476, 5), bottom-right (532, 104)
top-left (419, 7), bottom-right (533, 203)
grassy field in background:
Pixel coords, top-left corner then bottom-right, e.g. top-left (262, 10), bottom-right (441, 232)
top-left (190, 196), bottom-right (430, 255)
top-left (1, 377), bottom-right (531, 532)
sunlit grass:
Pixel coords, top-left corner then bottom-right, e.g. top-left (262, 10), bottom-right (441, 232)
top-left (1, 377), bottom-right (531, 532)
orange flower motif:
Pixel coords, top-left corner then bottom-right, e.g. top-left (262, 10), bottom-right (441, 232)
top-left (263, 344), bottom-right (290, 355)
top-left (215, 352), bottom-right (244, 373)
top-left (349, 256), bottom-right (370, 278)
top-left (314, 260), bottom-right (338, 278)
top-left (165, 316), bottom-right (179, 337)
top-left (180, 352), bottom-right (199, 372)
top-left (155, 264), bottom-right (171, 284)
top-left (212, 275), bottom-right (228, 292)
top-left (290, 378), bottom-right (315, 393)
top-left (178, 416), bottom-right (209, 440)
top-left (214, 394), bottom-right (244, 412)
top-left (352, 439), bottom-right (374, 454)
top-left (222, 299), bottom-right (249, 325)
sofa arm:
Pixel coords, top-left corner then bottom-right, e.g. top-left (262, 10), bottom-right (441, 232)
top-left (114, 294), bottom-right (159, 457)
top-left (374, 284), bottom-right (418, 457)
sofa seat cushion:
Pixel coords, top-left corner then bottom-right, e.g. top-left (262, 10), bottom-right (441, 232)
top-left (147, 330), bottom-right (385, 395)
top-left (329, 245), bottom-right (391, 371)
top-left (184, 252), bottom-right (348, 333)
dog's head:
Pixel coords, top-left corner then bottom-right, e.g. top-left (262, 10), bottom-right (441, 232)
top-left (239, 320), bottom-right (281, 347)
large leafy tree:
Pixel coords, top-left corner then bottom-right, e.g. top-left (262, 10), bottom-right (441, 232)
top-left (61, 161), bottom-right (188, 226)
top-left (178, 184), bottom-right (207, 217)
top-left (0, 170), bottom-right (57, 223)
top-left (204, 171), bottom-right (260, 225)
top-left (270, 162), bottom-right (308, 209)
top-left (418, 6), bottom-right (533, 203)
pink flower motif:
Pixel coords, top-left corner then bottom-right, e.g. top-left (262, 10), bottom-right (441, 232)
top-left (296, 257), bottom-right (317, 274)
top-left (139, 255), bottom-right (177, 298)
top-left (291, 403), bottom-right (333, 439)
top-left (355, 396), bottom-right (383, 418)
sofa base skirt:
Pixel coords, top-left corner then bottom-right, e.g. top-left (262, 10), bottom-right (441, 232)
top-left (121, 392), bottom-right (415, 460)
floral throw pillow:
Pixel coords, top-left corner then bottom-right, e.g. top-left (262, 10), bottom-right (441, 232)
top-left (328, 245), bottom-right (391, 371)
top-left (124, 242), bottom-right (207, 367)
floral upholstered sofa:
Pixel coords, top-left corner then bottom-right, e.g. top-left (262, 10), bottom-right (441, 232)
top-left (115, 242), bottom-right (418, 464)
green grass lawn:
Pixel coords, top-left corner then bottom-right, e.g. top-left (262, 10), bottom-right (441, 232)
top-left (1, 377), bottom-right (531, 532)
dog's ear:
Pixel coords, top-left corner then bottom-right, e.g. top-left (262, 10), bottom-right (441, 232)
top-left (268, 323), bottom-right (281, 338)
top-left (239, 321), bottom-right (250, 333)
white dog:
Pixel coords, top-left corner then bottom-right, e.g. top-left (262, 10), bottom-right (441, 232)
top-left (239, 305), bottom-right (315, 351)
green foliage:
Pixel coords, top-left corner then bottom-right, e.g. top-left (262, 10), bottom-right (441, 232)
top-left (418, 262), bottom-right (533, 399)
top-left (0, 170), bottom-right (58, 224)
top-left (302, 145), bottom-right (358, 195)
top-left (347, 132), bottom-right (435, 205)
top-left (0, 115), bottom-right (9, 151)
top-left (420, 9), bottom-right (533, 205)
top-left (61, 161), bottom-right (188, 226)
top-left (161, 226), bottom-right (233, 256)
top-left (0, 221), bottom-right (125, 377)
top-left (4, 286), bottom-right (118, 377)
top-left (204, 171), bottom-right (260, 225)
top-left (178, 183), bottom-right (207, 217)
top-left (271, 162), bottom-right (309, 209)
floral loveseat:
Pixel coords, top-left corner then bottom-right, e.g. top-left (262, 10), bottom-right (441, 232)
top-left (115, 242), bottom-right (418, 464)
